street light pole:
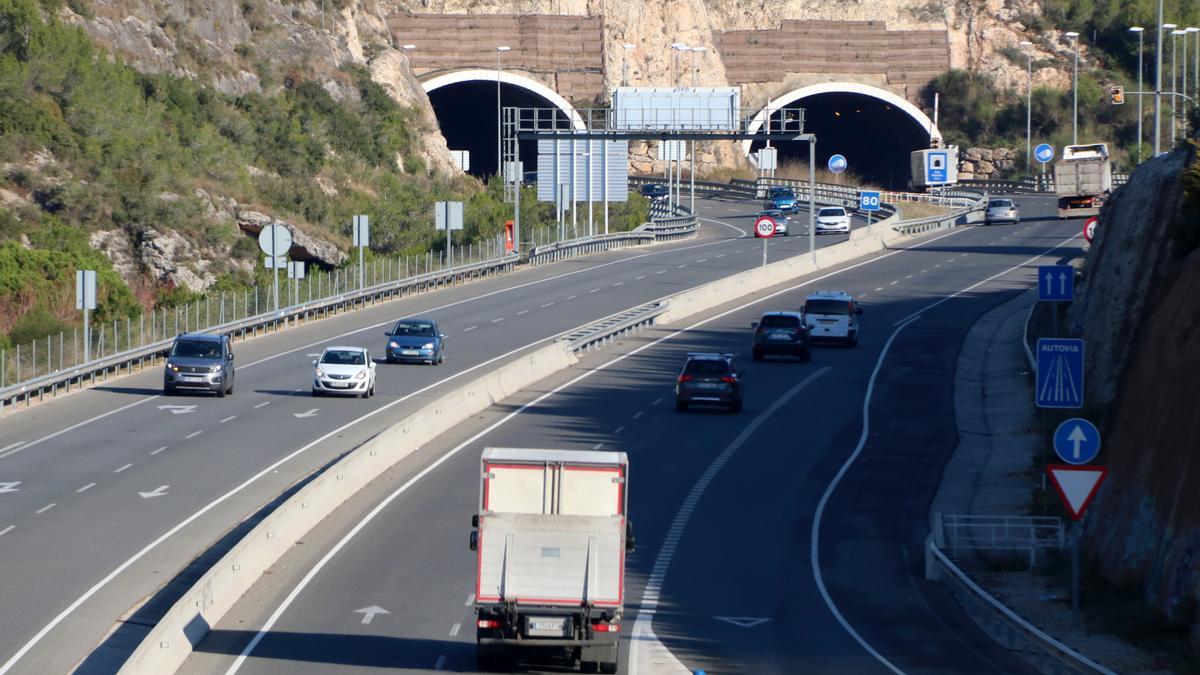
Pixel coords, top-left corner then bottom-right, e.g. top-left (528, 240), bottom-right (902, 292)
top-left (1065, 32), bottom-right (1079, 145)
top-left (496, 45), bottom-right (511, 179)
top-left (1130, 27), bottom-right (1145, 162)
top-left (1172, 30), bottom-right (1183, 145)
top-left (1021, 40), bottom-right (1033, 173)
top-left (1158, 20), bottom-right (1176, 156)
top-left (1192, 28), bottom-right (1200, 112)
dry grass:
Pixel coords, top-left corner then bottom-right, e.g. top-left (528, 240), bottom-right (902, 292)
top-left (893, 200), bottom-right (955, 220)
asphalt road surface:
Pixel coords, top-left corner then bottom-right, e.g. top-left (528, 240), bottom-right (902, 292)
top-left (178, 197), bottom-right (1078, 674)
top-left (0, 195), bottom-right (870, 674)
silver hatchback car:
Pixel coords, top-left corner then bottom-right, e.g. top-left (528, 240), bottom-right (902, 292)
top-left (985, 198), bottom-right (1020, 224)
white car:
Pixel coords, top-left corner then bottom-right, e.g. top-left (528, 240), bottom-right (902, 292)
top-left (801, 291), bottom-right (863, 346)
top-left (984, 198), bottom-right (1020, 224)
top-left (312, 346), bottom-right (376, 397)
top-left (815, 206), bottom-right (851, 234)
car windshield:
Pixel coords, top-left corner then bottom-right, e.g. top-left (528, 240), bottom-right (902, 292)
top-left (989, 199), bottom-right (1014, 208)
top-left (769, 188), bottom-right (795, 198)
top-left (684, 359), bottom-right (731, 376)
top-left (322, 350), bottom-right (366, 365)
top-left (761, 315), bottom-right (801, 328)
top-left (171, 339), bottom-right (222, 359)
top-left (805, 299), bottom-right (852, 315)
top-left (818, 207), bottom-right (846, 217)
top-left (391, 321), bottom-right (435, 337)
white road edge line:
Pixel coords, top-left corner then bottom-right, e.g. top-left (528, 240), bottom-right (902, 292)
top-left (224, 224), bottom-right (982, 675)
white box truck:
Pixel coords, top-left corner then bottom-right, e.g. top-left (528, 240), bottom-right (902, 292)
top-left (1055, 143), bottom-right (1112, 218)
top-left (469, 448), bottom-right (634, 673)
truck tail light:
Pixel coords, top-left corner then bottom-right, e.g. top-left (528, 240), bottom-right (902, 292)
top-left (477, 619), bottom-right (500, 629)
top-left (591, 622), bottom-right (619, 633)
top-left (677, 374), bottom-right (693, 383)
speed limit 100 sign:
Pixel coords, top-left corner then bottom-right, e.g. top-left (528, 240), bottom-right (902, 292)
top-left (754, 216), bottom-right (777, 238)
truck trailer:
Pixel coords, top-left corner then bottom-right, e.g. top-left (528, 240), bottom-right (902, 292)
top-left (469, 448), bottom-right (634, 673)
top-left (1054, 143), bottom-right (1112, 218)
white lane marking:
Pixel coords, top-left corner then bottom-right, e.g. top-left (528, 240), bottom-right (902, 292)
top-left (632, 411), bottom-right (643, 420)
top-left (221, 416), bottom-right (237, 424)
top-left (463, 326), bottom-right (477, 332)
top-left (185, 430), bottom-right (203, 439)
top-left (716, 254), bottom-right (725, 259)
top-left (490, 318), bottom-right (504, 323)
top-left (516, 310), bottom-right (529, 316)
top-left (35, 503), bottom-right (56, 515)
top-left (612, 282), bottom-right (624, 287)
top-left (934, 263), bottom-right (941, 268)
top-left (588, 288), bottom-right (601, 293)
top-left (652, 398), bottom-right (663, 406)
top-left (0, 397), bottom-right (156, 461)
top-left (114, 464), bottom-right (132, 474)
top-left (0, 481), bottom-right (22, 494)
top-left (76, 483), bottom-right (95, 493)
top-left (150, 446), bottom-right (168, 456)
top-left (0, 526), bottom-right (13, 537)
top-left (655, 270), bottom-right (666, 275)
top-left (0, 442), bottom-right (24, 453)
top-left (449, 623), bottom-right (461, 637)
top-left (567, 294), bottom-right (578, 300)
top-left (541, 302), bottom-right (555, 308)
top-left (253, 401), bottom-right (271, 409)
top-left (613, 426), bottom-right (625, 434)
top-left (465, 594), bottom-right (475, 606)
top-left (228, 225), bottom-right (985, 675)
top-left (920, 269), bottom-right (928, 274)
top-left (905, 274), bottom-right (913, 279)
top-left (697, 217), bottom-right (748, 238)
top-left (635, 275), bottom-right (647, 280)
top-left (592, 442), bottom-right (605, 450)
top-left (697, 258), bottom-right (708, 263)
top-left (676, 264), bottom-right (687, 269)
top-left (435, 655), bottom-right (446, 670)
top-left (631, 368), bottom-right (830, 674)
top-left (874, 287), bottom-right (884, 292)
top-left (733, 249), bottom-right (743, 253)
top-left (889, 281), bottom-right (899, 286)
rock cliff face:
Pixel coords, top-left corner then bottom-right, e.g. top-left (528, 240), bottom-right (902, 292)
top-left (1067, 145), bottom-right (1200, 645)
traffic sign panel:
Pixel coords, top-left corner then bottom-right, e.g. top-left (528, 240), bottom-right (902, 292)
top-left (1036, 338), bottom-right (1084, 408)
top-left (858, 190), bottom-right (881, 212)
top-left (754, 215), bottom-right (777, 238)
top-left (1034, 143), bottom-right (1055, 163)
top-left (1038, 265), bottom-right (1074, 301)
top-left (1083, 216), bottom-right (1098, 244)
top-left (257, 224), bottom-right (292, 257)
top-left (1053, 418), bottom-right (1100, 464)
top-left (1046, 465), bottom-right (1108, 520)
top-left (925, 151), bottom-right (948, 183)
top-left (827, 154), bottom-right (847, 174)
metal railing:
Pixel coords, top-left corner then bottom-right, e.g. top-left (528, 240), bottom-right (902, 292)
top-left (937, 513), bottom-right (1064, 567)
top-left (959, 172), bottom-right (1128, 194)
top-left (563, 301), bottom-right (667, 352)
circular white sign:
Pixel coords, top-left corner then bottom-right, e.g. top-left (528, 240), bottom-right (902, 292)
top-left (258, 224), bottom-right (293, 257)
top-left (827, 154), bottom-right (848, 174)
top-left (1083, 217), bottom-right (1097, 244)
top-left (754, 216), bottom-right (777, 239)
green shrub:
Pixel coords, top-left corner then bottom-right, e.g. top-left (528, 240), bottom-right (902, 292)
top-left (8, 306), bottom-right (68, 345)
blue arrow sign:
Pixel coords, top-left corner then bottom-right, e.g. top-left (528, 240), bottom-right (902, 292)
top-left (828, 154), bottom-right (848, 174)
top-left (1038, 265), bottom-right (1074, 301)
top-left (1036, 338), bottom-right (1084, 409)
top-left (858, 190), bottom-right (881, 212)
top-left (1034, 143), bottom-right (1055, 163)
top-left (1053, 418), bottom-right (1101, 464)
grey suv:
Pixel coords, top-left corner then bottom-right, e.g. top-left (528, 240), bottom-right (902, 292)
top-left (751, 312), bottom-right (811, 361)
top-left (163, 332), bottom-right (235, 397)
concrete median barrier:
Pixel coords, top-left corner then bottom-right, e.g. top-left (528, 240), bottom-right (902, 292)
top-left (118, 341), bottom-right (577, 675)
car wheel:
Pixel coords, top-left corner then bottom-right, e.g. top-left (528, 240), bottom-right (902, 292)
top-left (163, 385), bottom-right (174, 396)
top-left (729, 399), bottom-right (742, 414)
top-left (675, 399), bottom-right (688, 412)
top-left (217, 385), bottom-right (226, 398)
top-left (752, 348), bottom-right (763, 362)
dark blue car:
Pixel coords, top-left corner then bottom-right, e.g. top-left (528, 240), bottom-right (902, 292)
top-left (763, 186), bottom-right (799, 213)
top-left (384, 318), bottom-right (444, 365)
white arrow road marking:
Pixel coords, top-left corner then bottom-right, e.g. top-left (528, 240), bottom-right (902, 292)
top-left (0, 481), bottom-right (22, 494)
top-left (138, 485), bottom-right (169, 499)
top-left (714, 616), bottom-right (771, 629)
top-left (354, 606), bottom-right (389, 625)
top-left (293, 409), bottom-right (320, 419)
top-left (306, 353), bottom-right (321, 357)
top-left (157, 405), bottom-right (197, 415)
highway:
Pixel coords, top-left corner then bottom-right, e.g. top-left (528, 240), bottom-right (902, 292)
top-left (175, 196), bottom-right (1076, 674)
top-left (0, 195), bottom-right (869, 673)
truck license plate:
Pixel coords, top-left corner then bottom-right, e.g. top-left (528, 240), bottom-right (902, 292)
top-left (527, 616), bottom-right (567, 637)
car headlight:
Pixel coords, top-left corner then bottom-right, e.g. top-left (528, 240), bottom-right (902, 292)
top-left (210, 364), bottom-right (223, 373)
top-left (315, 367), bottom-right (324, 377)
top-left (167, 363), bottom-right (180, 372)
top-left (422, 342), bottom-right (435, 350)
top-left (354, 370), bottom-right (367, 380)
top-left (388, 341), bottom-right (399, 348)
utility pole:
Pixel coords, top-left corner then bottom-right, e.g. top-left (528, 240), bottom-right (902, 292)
top-left (1065, 32), bottom-right (1080, 146)
top-left (1130, 27), bottom-right (1145, 162)
top-left (1021, 41), bottom-right (1033, 173)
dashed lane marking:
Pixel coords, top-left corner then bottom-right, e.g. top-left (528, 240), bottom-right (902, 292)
top-left (114, 464), bottom-right (132, 473)
top-left (36, 503), bottom-right (55, 515)
top-left (76, 483), bottom-right (95, 493)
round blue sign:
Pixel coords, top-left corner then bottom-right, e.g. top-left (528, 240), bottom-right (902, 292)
top-left (1053, 418), bottom-right (1101, 465)
top-left (1034, 143), bottom-right (1055, 163)
top-left (827, 154), bottom-right (848, 174)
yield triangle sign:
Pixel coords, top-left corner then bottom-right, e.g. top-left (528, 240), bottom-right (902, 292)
top-left (1046, 465), bottom-right (1108, 520)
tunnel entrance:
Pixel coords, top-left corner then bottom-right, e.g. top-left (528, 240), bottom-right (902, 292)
top-left (746, 84), bottom-right (939, 190)
top-left (423, 71), bottom-right (577, 178)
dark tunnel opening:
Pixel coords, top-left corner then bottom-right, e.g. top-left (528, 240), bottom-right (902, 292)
top-left (426, 80), bottom-right (570, 178)
top-left (749, 92), bottom-right (935, 190)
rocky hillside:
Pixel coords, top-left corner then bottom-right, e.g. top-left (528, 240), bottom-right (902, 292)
top-left (1067, 142), bottom-right (1200, 654)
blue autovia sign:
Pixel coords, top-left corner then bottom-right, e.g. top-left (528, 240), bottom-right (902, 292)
top-left (1053, 418), bottom-right (1101, 464)
top-left (1034, 143), bottom-right (1055, 163)
top-left (926, 151), bottom-right (948, 183)
top-left (859, 190), bottom-right (881, 212)
top-left (1036, 338), bottom-right (1084, 409)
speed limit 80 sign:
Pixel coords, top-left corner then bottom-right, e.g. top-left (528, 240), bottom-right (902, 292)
top-left (859, 190), bottom-right (882, 212)
top-left (754, 215), bottom-right (777, 238)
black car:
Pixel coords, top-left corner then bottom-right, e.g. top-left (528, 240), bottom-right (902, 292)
top-left (751, 312), bottom-right (810, 362)
top-left (639, 183), bottom-right (669, 202)
top-left (674, 352), bottom-right (743, 413)
top-left (384, 318), bottom-right (445, 365)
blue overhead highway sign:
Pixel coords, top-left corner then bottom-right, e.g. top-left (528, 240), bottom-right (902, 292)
top-left (1034, 143), bottom-right (1055, 163)
top-left (858, 190), bottom-right (881, 212)
top-left (1053, 418), bottom-right (1101, 464)
top-left (1037, 338), bottom-right (1084, 409)
top-left (1038, 265), bottom-right (1074, 301)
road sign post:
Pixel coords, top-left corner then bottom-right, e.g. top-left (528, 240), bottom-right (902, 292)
top-left (287, 261), bottom-right (305, 307)
top-left (754, 214), bottom-right (777, 267)
top-left (1034, 143), bottom-right (1055, 178)
top-left (1036, 338), bottom-right (1084, 408)
top-left (435, 201), bottom-right (464, 267)
top-left (258, 224), bottom-right (292, 313)
top-left (75, 269), bottom-right (96, 363)
top-left (1053, 418), bottom-right (1100, 464)
top-left (1046, 463), bottom-right (1108, 628)
top-left (1037, 265), bottom-right (1074, 301)
top-left (827, 154), bottom-right (847, 183)
top-left (859, 190), bottom-right (881, 233)
top-left (353, 215), bottom-right (369, 290)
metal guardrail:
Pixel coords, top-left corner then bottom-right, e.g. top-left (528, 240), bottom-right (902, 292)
top-left (927, 540), bottom-right (1117, 675)
top-left (563, 301), bottom-right (667, 352)
top-left (937, 513), bottom-right (1063, 567)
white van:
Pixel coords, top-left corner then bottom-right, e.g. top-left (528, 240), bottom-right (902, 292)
top-left (801, 291), bottom-right (863, 346)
